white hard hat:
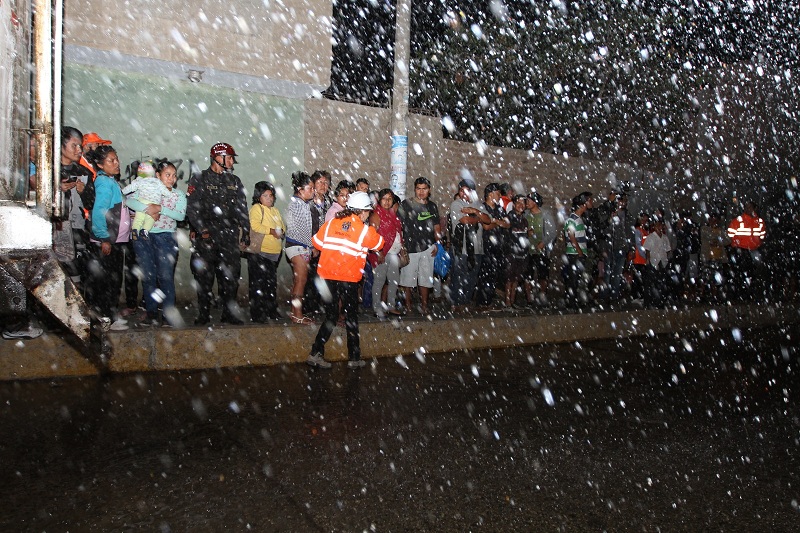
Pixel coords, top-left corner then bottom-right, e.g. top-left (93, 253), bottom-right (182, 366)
top-left (346, 191), bottom-right (373, 210)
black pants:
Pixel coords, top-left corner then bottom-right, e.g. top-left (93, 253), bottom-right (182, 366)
top-left (84, 242), bottom-right (124, 318)
top-left (304, 256), bottom-right (323, 314)
top-left (190, 238), bottom-right (241, 320)
top-left (247, 253), bottom-right (279, 321)
top-left (123, 241), bottom-right (139, 309)
top-left (729, 247), bottom-right (761, 301)
top-left (564, 255), bottom-right (587, 308)
top-left (311, 279), bottom-right (360, 361)
top-left (644, 264), bottom-right (668, 308)
top-left (475, 247), bottom-right (502, 306)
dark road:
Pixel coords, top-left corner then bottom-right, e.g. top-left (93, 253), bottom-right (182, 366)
top-left (1, 324), bottom-right (799, 531)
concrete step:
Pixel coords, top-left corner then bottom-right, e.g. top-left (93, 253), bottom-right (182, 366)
top-left (1, 303), bottom-right (798, 381)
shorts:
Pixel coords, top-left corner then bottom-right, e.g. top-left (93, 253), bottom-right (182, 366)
top-left (285, 245), bottom-right (311, 262)
top-left (526, 254), bottom-right (550, 281)
top-left (399, 245), bottom-right (435, 288)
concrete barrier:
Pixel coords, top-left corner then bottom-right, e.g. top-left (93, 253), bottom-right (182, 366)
top-left (1, 304), bottom-right (798, 381)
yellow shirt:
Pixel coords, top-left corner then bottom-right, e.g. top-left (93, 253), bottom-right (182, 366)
top-left (249, 204), bottom-right (286, 254)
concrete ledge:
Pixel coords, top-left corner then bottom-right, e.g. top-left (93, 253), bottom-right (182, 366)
top-left (1, 304), bottom-right (798, 381)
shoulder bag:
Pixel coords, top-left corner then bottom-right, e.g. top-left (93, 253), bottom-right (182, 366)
top-left (241, 205), bottom-right (267, 254)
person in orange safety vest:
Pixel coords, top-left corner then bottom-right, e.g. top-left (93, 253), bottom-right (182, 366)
top-left (727, 201), bottom-right (766, 300)
top-left (631, 212), bottom-right (650, 301)
top-left (306, 191), bottom-right (385, 369)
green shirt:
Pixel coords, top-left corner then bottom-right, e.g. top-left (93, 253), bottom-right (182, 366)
top-left (526, 211), bottom-right (544, 254)
top-left (564, 213), bottom-right (587, 255)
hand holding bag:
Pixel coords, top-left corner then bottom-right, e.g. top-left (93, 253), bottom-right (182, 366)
top-left (398, 245), bottom-right (411, 269)
top-left (433, 242), bottom-right (451, 278)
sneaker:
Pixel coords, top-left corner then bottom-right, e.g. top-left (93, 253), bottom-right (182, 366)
top-left (140, 230), bottom-right (150, 240)
top-left (347, 359), bottom-right (366, 368)
top-left (119, 307), bottom-right (138, 318)
top-left (2, 324), bottom-right (43, 340)
top-left (307, 354), bottom-right (332, 368)
top-left (109, 318), bottom-right (129, 331)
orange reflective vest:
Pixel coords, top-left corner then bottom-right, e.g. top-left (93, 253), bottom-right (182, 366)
top-left (313, 214), bottom-right (385, 282)
top-left (633, 227), bottom-right (649, 265)
top-left (79, 155), bottom-right (97, 179)
top-left (727, 213), bottom-right (765, 250)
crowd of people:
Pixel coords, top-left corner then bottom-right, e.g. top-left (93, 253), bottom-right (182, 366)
top-left (53, 127), bottom-right (187, 331)
top-left (561, 191), bottom-right (787, 310)
top-left (8, 128), bottom-right (798, 349)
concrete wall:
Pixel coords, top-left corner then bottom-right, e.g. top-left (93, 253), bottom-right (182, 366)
top-left (304, 98), bottom-right (392, 185)
top-left (304, 98), bottom-right (642, 212)
top-left (302, 101), bottom-right (444, 197)
top-left (64, 0), bottom-right (332, 88)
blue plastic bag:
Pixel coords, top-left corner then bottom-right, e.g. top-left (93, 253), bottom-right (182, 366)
top-left (433, 242), bottom-right (451, 278)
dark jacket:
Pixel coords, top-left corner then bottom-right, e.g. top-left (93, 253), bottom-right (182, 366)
top-left (186, 168), bottom-right (249, 244)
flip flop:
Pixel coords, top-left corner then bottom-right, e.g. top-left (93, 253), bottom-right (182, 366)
top-left (290, 315), bottom-right (315, 325)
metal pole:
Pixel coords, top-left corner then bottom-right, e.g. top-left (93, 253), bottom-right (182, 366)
top-left (33, 0), bottom-right (55, 217)
top-left (390, 0), bottom-right (411, 201)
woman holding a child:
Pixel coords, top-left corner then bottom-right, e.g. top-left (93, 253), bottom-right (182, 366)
top-left (124, 160), bottom-right (187, 326)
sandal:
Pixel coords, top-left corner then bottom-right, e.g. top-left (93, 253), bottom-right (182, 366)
top-left (290, 315), bottom-right (315, 325)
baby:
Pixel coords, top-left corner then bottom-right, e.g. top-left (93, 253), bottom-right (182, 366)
top-left (123, 162), bottom-right (170, 240)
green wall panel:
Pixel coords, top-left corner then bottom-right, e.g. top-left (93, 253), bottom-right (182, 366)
top-left (63, 63), bottom-right (304, 197)
top-left (62, 64), bottom-right (306, 312)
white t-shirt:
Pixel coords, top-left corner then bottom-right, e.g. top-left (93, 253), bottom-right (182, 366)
top-left (643, 231), bottom-right (671, 268)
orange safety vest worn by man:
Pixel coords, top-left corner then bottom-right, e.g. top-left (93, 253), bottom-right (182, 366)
top-left (727, 203), bottom-right (766, 250)
top-left (726, 201), bottom-right (766, 301)
top-left (307, 191), bottom-right (384, 369)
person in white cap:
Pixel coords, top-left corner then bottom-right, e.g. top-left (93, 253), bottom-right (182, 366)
top-left (306, 191), bottom-right (384, 369)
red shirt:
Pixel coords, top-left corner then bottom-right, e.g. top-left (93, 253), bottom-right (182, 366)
top-left (633, 227), bottom-right (649, 265)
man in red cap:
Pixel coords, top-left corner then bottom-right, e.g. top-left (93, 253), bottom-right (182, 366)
top-left (82, 132), bottom-right (111, 152)
top-left (186, 142), bottom-right (250, 325)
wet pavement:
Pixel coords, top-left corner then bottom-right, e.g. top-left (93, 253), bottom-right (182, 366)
top-left (1, 324), bottom-right (799, 531)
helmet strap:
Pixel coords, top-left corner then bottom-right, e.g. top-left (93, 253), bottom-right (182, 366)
top-left (212, 154), bottom-right (233, 173)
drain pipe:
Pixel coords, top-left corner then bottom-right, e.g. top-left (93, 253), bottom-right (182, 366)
top-left (32, 0), bottom-right (56, 217)
top-left (389, 0), bottom-right (411, 201)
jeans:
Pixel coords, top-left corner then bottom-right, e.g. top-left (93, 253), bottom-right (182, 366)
top-left (451, 253), bottom-right (484, 306)
top-left (604, 249), bottom-right (626, 300)
top-left (361, 262), bottom-right (374, 309)
top-left (133, 231), bottom-right (178, 319)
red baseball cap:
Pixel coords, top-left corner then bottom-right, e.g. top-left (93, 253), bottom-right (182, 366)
top-left (82, 132), bottom-right (112, 147)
